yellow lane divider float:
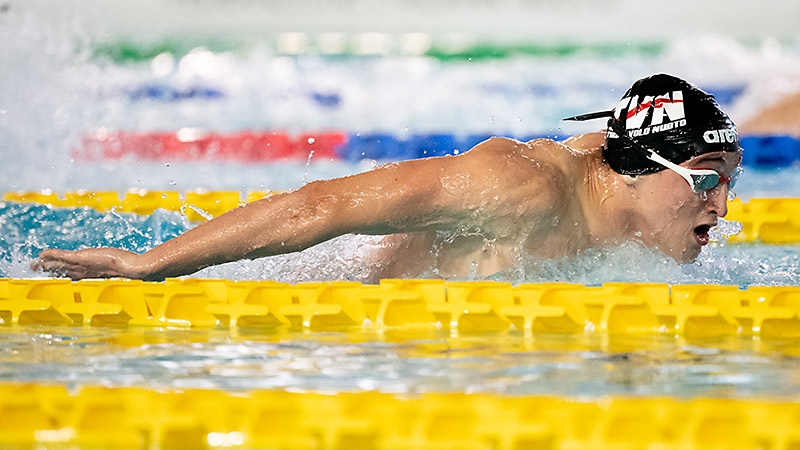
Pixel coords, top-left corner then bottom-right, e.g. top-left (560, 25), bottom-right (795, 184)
top-left (1, 383), bottom-right (799, 450)
top-left (3, 278), bottom-right (800, 338)
top-left (4, 190), bottom-right (800, 243)
top-left (2, 189), bottom-right (280, 222)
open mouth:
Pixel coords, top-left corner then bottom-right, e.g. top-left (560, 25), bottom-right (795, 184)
top-left (693, 224), bottom-right (712, 246)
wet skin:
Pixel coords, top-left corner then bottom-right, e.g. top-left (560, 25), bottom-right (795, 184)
top-left (32, 133), bottom-right (743, 281)
top-left (622, 151), bottom-right (742, 264)
top-left (369, 146), bottom-right (742, 279)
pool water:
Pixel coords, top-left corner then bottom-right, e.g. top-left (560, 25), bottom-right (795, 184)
top-left (2, 0), bottom-right (800, 422)
top-left (3, 325), bottom-right (800, 398)
top-left (2, 200), bottom-right (799, 286)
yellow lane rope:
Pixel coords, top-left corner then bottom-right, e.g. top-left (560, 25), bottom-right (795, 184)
top-left (2, 189), bottom-right (279, 222)
top-left (2, 278), bottom-right (800, 338)
top-left (4, 190), bottom-right (800, 243)
top-left (0, 383), bottom-right (797, 449)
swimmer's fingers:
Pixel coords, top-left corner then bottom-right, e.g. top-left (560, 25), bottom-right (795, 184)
top-left (32, 248), bottom-right (141, 280)
top-left (32, 249), bottom-right (104, 279)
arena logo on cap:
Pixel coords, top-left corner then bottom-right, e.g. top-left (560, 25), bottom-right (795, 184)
top-left (614, 90), bottom-right (687, 138)
top-left (703, 128), bottom-right (737, 144)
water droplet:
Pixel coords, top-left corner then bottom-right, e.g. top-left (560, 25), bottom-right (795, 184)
top-left (307, 137), bottom-right (315, 144)
top-left (303, 150), bottom-right (315, 185)
top-left (709, 218), bottom-right (742, 241)
top-left (727, 191), bottom-right (737, 201)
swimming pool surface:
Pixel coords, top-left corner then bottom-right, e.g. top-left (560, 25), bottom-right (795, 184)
top-left (2, 2), bottom-right (800, 448)
top-left (3, 324), bottom-right (800, 397)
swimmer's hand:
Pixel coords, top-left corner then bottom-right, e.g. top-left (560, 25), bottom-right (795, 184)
top-left (32, 248), bottom-right (147, 280)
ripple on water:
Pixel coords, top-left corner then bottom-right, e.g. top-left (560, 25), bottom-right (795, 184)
top-left (1, 326), bottom-right (799, 398)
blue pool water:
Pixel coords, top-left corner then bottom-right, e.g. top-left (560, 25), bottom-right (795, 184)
top-left (1, 3), bottom-right (800, 399)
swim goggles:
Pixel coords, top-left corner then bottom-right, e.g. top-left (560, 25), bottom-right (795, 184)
top-left (607, 121), bottom-right (742, 193)
top-left (564, 110), bottom-right (742, 193)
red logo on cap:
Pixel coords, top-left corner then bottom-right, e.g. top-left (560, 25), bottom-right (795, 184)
top-left (615, 91), bottom-right (686, 130)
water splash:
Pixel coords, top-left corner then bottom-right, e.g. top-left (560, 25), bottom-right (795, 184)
top-left (0, 202), bottom-right (189, 277)
top-left (487, 239), bottom-right (800, 287)
top-left (709, 218), bottom-right (744, 243)
top-left (4, 201), bottom-right (799, 285)
top-left (489, 242), bottom-right (685, 285)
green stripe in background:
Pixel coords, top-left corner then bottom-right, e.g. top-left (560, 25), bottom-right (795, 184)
top-left (427, 41), bottom-right (664, 60)
top-left (93, 39), bottom-right (241, 63)
top-left (91, 38), bottom-right (667, 63)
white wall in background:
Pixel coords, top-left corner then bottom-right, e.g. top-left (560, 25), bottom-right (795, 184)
top-left (15, 0), bottom-right (800, 43)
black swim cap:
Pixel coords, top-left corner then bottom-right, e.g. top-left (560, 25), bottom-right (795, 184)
top-left (565, 73), bottom-right (740, 175)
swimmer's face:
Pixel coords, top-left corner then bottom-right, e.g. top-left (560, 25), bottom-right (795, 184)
top-left (633, 151), bottom-right (743, 263)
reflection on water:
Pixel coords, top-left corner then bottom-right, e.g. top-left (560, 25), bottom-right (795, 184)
top-left (2, 325), bottom-right (799, 399)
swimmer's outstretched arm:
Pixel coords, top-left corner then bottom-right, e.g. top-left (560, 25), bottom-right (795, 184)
top-left (34, 138), bottom-right (537, 280)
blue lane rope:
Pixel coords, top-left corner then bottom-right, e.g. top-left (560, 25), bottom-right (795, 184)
top-left (740, 135), bottom-right (800, 167)
top-left (340, 133), bottom-right (800, 167)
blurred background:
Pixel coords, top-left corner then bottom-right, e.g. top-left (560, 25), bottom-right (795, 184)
top-left (3, 0), bottom-right (800, 194)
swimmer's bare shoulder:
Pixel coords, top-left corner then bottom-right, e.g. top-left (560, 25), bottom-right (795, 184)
top-left (521, 132), bottom-right (604, 208)
top-left (529, 132), bottom-right (606, 180)
top-left (461, 136), bottom-right (573, 179)
top-left (307, 136), bottom-right (577, 238)
top-left (448, 136), bottom-right (580, 219)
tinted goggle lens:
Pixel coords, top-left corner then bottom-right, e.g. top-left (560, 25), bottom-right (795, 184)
top-left (691, 167), bottom-right (742, 192)
top-left (691, 173), bottom-right (720, 192)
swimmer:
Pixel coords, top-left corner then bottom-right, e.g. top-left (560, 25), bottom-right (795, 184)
top-left (739, 90), bottom-right (800, 137)
top-left (33, 73), bottom-right (743, 281)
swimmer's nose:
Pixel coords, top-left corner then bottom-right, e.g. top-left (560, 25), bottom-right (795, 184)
top-left (707, 184), bottom-right (729, 218)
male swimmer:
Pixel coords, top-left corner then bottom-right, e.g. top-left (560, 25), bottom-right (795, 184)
top-left (33, 73), bottom-right (743, 281)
